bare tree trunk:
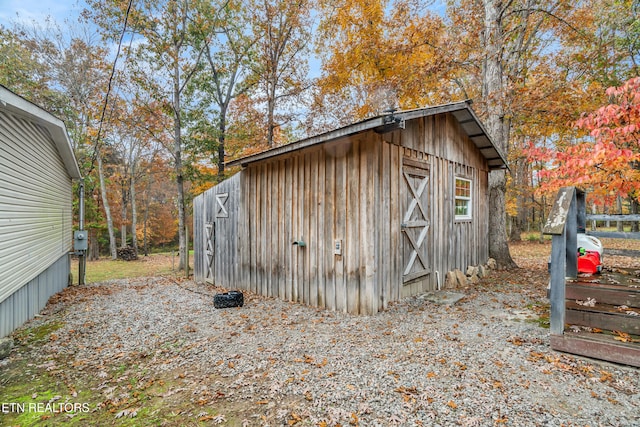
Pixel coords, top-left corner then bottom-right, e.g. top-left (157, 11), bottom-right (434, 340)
top-left (482, 0), bottom-right (517, 268)
top-left (267, 86), bottom-right (276, 147)
top-left (131, 162), bottom-right (138, 258)
top-left (174, 63), bottom-right (187, 271)
top-left (217, 106), bottom-right (227, 181)
top-left (143, 173), bottom-right (152, 257)
top-left (509, 157), bottom-right (527, 242)
top-left (88, 228), bottom-right (99, 260)
top-left (97, 152), bottom-right (117, 260)
top-left (120, 185), bottom-right (127, 248)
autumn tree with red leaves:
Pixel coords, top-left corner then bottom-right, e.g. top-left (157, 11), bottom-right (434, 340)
top-left (530, 77), bottom-right (640, 210)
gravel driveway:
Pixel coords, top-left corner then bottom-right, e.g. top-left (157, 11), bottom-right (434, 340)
top-left (3, 274), bottom-right (639, 426)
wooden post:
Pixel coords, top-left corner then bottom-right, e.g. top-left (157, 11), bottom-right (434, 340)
top-left (549, 233), bottom-right (566, 335)
top-left (543, 186), bottom-right (578, 336)
top-left (566, 190), bottom-right (578, 279)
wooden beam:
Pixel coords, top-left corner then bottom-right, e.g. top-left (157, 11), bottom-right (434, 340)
top-left (549, 233), bottom-right (567, 335)
top-left (586, 214), bottom-right (640, 222)
top-left (588, 231), bottom-right (640, 239)
top-left (566, 283), bottom-right (640, 308)
top-left (566, 305), bottom-right (640, 335)
top-left (551, 333), bottom-right (640, 368)
top-left (543, 187), bottom-right (575, 235)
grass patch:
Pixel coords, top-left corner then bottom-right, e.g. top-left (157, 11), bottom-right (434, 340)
top-left (525, 302), bottom-right (550, 329)
top-left (70, 252), bottom-right (193, 284)
top-left (12, 321), bottom-right (64, 345)
top-left (520, 231), bottom-right (551, 242)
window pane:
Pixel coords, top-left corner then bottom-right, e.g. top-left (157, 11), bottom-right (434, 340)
top-left (455, 177), bottom-right (471, 219)
top-left (455, 199), bottom-right (468, 216)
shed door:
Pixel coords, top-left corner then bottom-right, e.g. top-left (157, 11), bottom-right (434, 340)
top-left (205, 222), bottom-right (215, 284)
top-left (401, 159), bottom-right (431, 283)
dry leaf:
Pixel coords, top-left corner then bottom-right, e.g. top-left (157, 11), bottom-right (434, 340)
top-left (350, 412), bottom-right (359, 425)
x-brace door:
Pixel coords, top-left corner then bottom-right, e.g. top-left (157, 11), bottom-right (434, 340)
top-left (205, 222), bottom-right (215, 284)
top-left (401, 159), bottom-right (431, 283)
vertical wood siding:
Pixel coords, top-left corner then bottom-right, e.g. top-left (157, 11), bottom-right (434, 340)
top-left (194, 112), bottom-right (491, 314)
top-left (0, 110), bottom-right (73, 306)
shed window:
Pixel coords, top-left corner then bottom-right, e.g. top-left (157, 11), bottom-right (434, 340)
top-left (455, 178), bottom-right (472, 220)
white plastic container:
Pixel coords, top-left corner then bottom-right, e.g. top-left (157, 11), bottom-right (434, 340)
top-left (577, 233), bottom-right (603, 258)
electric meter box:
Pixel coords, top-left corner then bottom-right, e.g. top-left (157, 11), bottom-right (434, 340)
top-left (74, 230), bottom-right (88, 251)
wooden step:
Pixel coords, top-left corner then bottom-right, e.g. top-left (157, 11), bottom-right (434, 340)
top-left (551, 331), bottom-right (640, 368)
top-left (565, 301), bottom-right (640, 335)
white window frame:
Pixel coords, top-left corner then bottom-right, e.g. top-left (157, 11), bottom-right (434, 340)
top-left (454, 177), bottom-right (472, 220)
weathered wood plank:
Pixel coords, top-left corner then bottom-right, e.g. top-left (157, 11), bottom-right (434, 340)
top-left (380, 141), bottom-right (391, 310)
top-left (335, 146), bottom-right (347, 312)
top-left (241, 171), bottom-right (250, 289)
top-left (565, 304), bottom-right (640, 335)
top-left (566, 283), bottom-right (640, 308)
top-left (586, 214), bottom-right (640, 222)
top-left (587, 231), bottom-right (640, 239)
top-left (274, 160), bottom-right (283, 299)
top-left (250, 168), bottom-right (258, 294)
top-left (543, 187), bottom-right (576, 235)
top-left (284, 158), bottom-right (293, 301)
top-left (259, 165), bottom-right (267, 295)
top-left (390, 144), bottom-right (400, 302)
top-left (292, 155), bottom-right (300, 302)
top-left (361, 139), bottom-right (377, 314)
top-left (549, 233), bottom-right (567, 335)
top-left (566, 191), bottom-right (578, 278)
top-left (346, 140), bottom-right (361, 314)
top-left (299, 154), bottom-right (307, 303)
top-left (324, 149), bottom-right (336, 311)
top-left (317, 149), bottom-right (326, 308)
top-left (296, 154), bottom-right (304, 303)
top-left (309, 151), bottom-right (318, 308)
top-left (551, 333), bottom-right (640, 368)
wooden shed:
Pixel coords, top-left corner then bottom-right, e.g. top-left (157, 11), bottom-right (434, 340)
top-left (0, 85), bottom-right (81, 337)
top-left (194, 101), bottom-right (506, 314)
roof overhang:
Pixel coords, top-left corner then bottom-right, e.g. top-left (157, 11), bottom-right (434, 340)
top-left (227, 101), bottom-right (508, 170)
top-left (0, 85), bottom-right (82, 179)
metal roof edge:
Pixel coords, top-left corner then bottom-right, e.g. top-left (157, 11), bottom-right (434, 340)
top-left (0, 85), bottom-right (82, 179)
top-left (227, 100), bottom-right (507, 170)
top-left (460, 103), bottom-right (509, 170)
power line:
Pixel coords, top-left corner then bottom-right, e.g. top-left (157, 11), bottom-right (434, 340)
top-left (87, 0), bottom-right (134, 175)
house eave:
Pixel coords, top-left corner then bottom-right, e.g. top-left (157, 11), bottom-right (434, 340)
top-left (0, 85), bottom-right (82, 180)
top-left (226, 101), bottom-right (508, 170)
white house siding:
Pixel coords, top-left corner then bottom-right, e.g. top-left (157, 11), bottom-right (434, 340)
top-left (0, 109), bottom-right (73, 327)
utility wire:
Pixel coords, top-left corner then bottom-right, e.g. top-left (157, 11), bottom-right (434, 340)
top-left (87, 0), bottom-right (134, 175)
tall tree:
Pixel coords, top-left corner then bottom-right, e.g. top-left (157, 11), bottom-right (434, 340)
top-left (87, 0), bottom-right (206, 270)
top-left (446, 0), bottom-right (581, 267)
top-left (189, 0), bottom-right (257, 179)
top-left (313, 0), bottom-right (450, 125)
top-left (249, 0), bottom-right (312, 146)
top-left (7, 19), bottom-right (120, 259)
top-left (530, 77), bottom-right (640, 204)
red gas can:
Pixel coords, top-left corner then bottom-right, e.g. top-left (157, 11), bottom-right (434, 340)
top-left (577, 249), bottom-right (602, 274)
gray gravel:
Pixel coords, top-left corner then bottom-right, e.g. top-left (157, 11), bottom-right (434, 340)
top-left (10, 277), bottom-right (640, 426)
